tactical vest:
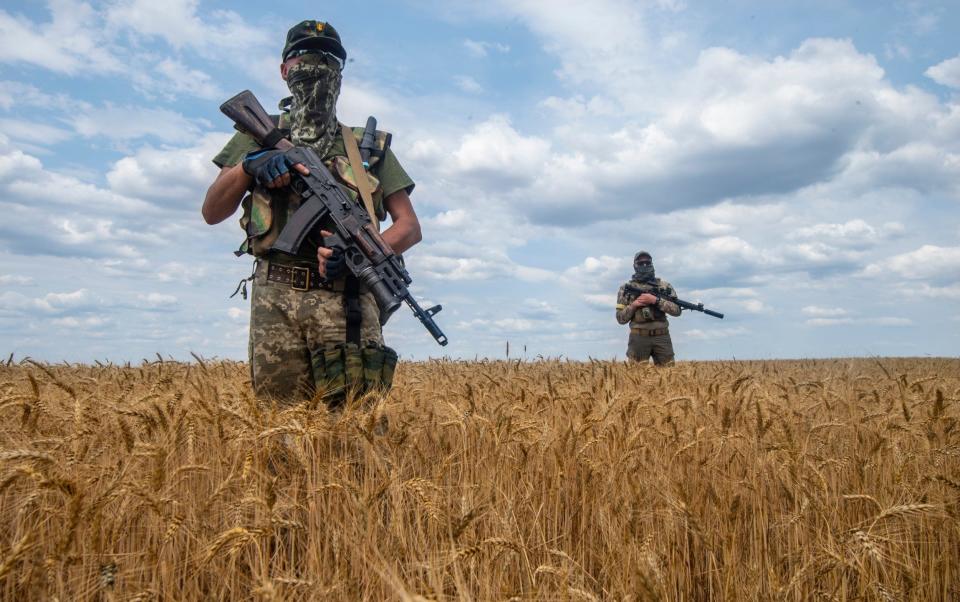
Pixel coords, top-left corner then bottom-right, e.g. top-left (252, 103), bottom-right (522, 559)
top-left (237, 117), bottom-right (392, 259)
top-left (627, 279), bottom-right (674, 324)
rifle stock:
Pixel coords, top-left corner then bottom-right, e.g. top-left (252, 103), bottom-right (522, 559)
top-left (219, 90), bottom-right (293, 151)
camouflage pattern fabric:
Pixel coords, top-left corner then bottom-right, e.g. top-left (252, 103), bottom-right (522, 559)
top-left (236, 124), bottom-right (390, 259)
top-left (616, 278), bottom-right (681, 365)
top-left (214, 120), bottom-right (414, 259)
top-left (626, 331), bottom-right (675, 366)
top-left (615, 278), bottom-right (681, 327)
top-left (209, 92), bottom-right (416, 408)
top-left (211, 121), bottom-right (414, 200)
top-left (310, 342), bottom-right (397, 405)
top-left (286, 55), bottom-right (342, 159)
top-left (237, 189), bottom-right (279, 257)
top-left (248, 259), bottom-right (384, 406)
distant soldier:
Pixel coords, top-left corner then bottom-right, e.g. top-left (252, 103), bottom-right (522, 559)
top-left (615, 251), bottom-right (681, 365)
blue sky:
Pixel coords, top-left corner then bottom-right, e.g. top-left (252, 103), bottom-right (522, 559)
top-left (0, 0), bottom-right (958, 362)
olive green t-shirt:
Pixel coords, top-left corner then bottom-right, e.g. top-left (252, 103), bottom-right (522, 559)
top-left (211, 122), bottom-right (415, 199)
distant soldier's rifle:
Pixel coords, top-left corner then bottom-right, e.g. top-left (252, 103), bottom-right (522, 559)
top-left (623, 283), bottom-right (724, 319)
top-left (220, 90), bottom-right (448, 346)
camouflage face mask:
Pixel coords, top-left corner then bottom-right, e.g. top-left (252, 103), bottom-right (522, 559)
top-left (633, 264), bottom-right (656, 282)
top-left (286, 54), bottom-right (342, 156)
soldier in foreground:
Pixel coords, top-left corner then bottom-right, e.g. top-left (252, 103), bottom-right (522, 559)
top-left (201, 20), bottom-right (422, 406)
top-left (615, 251), bottom-right (681, 365)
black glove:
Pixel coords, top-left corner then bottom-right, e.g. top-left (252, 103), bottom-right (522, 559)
top-left (323, 248), bottom-right (346, 281)
top-left (242, 149), bottom-right (292, 187)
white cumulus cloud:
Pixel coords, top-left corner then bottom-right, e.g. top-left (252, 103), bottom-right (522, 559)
top-left (862, 245), bottom-right (960, 282)
top-left (802, 306), bottom-right (849, 318)
top-left (464, 39), bottom-right (511, 58)
top-left (0, 1), bottom-right (120, 75)
top-left (926, 54), bottom-right (960, 89)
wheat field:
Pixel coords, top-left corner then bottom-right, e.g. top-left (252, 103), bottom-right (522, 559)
top-left (0, 356), bottom-right (957, 601)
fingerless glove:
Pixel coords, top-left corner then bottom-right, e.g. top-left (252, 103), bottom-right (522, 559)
top-left (242, 149), bottom-right (291, 186)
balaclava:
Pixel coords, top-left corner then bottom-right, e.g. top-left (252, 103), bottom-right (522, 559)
top-left (633, 253), bottom-right (655, 283)
top-left (286, 54), bottom-right (342, 157)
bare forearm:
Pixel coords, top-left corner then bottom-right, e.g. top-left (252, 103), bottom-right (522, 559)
top-left (202, 164), bottom-right (252, 225)
top-left (380, 189), bottom-right (421, 254)
top-left (381, 217), bottom-right (422, 255)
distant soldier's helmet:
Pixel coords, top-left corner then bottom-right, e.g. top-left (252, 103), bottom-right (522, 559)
top-left (282, 20), bottom-right (347, 63)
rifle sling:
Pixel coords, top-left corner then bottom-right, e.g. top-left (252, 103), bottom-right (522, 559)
top-left (340, 123), bottom-right (379, 232)
top-left (262, 127), bottom-right (287, 148)
top-left (343, 275), bottom-right (362, 345)
top-left (341, 125), bottom-right (378, 343)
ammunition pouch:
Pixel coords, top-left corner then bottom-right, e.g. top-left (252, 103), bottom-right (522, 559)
top-left (236, 188), bottom-right (282, 257)
top-left (310, 341), bottom-right (398, 405)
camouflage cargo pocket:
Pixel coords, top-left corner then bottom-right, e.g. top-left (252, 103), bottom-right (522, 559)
top-left (329, 156), bottom-right (385, 221)
top-left (361, 343), bottom-right (398, 390)
top-left (381, 345), bottom-right (398, 390)
top-left (362, 344), bottom-right (384, 390)
top-left (312, 342), bottom-right (398, 404)
top-left (343, 343), bottom-right (364, 390)
top-left (237, 189), bottom-right (277, 255)
top-left (242, 191), bottom-right (272, 235)
top-left (311, 343), bottom-right (346, 398)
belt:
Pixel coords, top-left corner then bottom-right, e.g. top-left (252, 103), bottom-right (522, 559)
top-left (631, 327), bottom-right (669, 336)
top-left (265, 263), bottom-right (337, 292)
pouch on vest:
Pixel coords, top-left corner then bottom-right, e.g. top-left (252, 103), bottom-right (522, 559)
top-left (329, 155), bottom-right (386, 221)
top-left (351, 126), bottom-right (391, 168)
top-left (629, 281), bottom-right (669, 323)
top-left (236, 125), bottom-right (391, 255)
top-left (236, 189), bottom-right (274, 255)
top-left (636, 303), bottom-right (667, 322)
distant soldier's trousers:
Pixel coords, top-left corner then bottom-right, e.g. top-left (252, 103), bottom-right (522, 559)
top-left (248, 262), bottom-right (383, 405)
top-left (626, 328), bottom-right (675, 366)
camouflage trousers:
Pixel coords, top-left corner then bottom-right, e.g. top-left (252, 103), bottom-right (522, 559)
top-left (249, 261), bottom-right (383, 406)
top-left (626, 330), bottom-right (675, 366)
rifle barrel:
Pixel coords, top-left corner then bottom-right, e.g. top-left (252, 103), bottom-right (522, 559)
top-left (406, 297), bottom-right (448, 346)
top-left (622, 284), bottom-right (723, 319)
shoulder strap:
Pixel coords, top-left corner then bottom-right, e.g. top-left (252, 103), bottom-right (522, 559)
top-left (340, 123), bottom-right (379, 232)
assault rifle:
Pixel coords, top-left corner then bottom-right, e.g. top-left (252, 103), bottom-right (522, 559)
top-left (623, 283), bottom-right (724, 319)
top-left (220, 90), bottom-right (448, 346)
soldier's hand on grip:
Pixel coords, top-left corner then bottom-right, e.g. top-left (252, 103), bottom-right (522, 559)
top-left (632, 293), bottom-right (658, 307)
top-left (316, 230), bottom-right (345, 280)
top-left (242, 149), bottom-right (310, 188)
